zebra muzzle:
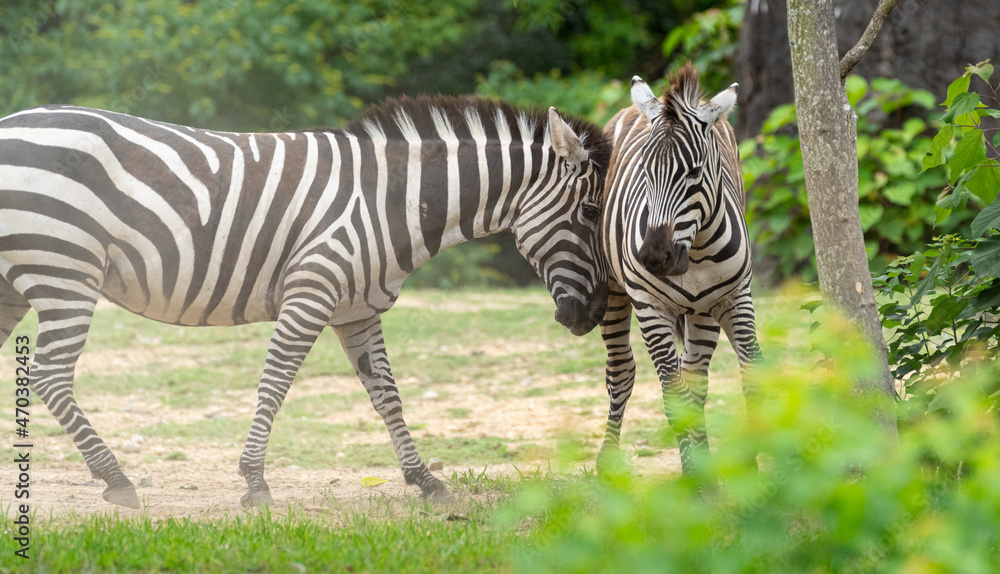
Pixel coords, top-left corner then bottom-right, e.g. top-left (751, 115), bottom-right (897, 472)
top-left (638, 225), bottom-right (690, 276)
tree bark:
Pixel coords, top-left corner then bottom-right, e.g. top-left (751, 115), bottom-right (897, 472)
top-left (737, 0), bottom-right (1000, 139)
top-left (787, 0), bottom-right (898, 438)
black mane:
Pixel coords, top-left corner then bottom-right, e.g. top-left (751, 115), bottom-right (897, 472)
top-left (342, 95), bottom-right (611, 179)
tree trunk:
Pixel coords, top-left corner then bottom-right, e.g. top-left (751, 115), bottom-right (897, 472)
top-left (738, 0), bottom-right (1000, 139)
top-left (786, 0), bottom-right (898, 438)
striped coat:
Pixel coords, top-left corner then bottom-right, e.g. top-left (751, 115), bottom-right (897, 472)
top-left (597, 65), bottom-right (760, 479)
top-left (0, 96), bottom-right (611, 507)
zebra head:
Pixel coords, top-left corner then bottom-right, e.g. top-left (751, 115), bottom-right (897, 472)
top-left (512, 107), bottom-right (611, 336)
top-left (630, 67), bottom-right (738, 276)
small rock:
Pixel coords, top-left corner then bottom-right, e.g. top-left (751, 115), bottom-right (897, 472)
top-left (635, 439), bottom-right (650, 447)
top-left (211, 413), bottom-right (229, 421)
top-left (335, 452), bottom-right (346, 462)
top-left (290, 563), bottom-right (307, 573)
top-left (274, 457), bottom-right (293, 467)
top-left (121, 441), bottom-right (141, 454)
top-left (329, 477), bottom-right (341, 485)
top-left (180, 484), bottom-right (198, 491)
top-left (428, 458), bottom-right (444, 471)
top-left (422, 390), bottom-right (439, 400)
top-left (131, 434), bottom-right (144, 444)
top-left (138, 474), bottom-right (153, 487)
top-left (123, 406), bottom-right (134, 412)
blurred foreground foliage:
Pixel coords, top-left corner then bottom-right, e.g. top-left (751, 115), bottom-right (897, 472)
top-left (498, 292), bottom-right (1000, 573)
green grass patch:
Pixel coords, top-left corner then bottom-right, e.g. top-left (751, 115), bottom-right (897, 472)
top-left (446, 407), bottom-right (472, 419)
top-left (0, 507), bottom-right (515, 573)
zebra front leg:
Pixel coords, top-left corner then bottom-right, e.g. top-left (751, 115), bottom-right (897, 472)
top-left (596, 282), bottom-right (636, 475)
top-left (29, 296), bottom-right (139, 508)
top-left (637, 309), bottom-right (714, 482)
top-left (238, 300), bottom-right (324, 507)
top-left (335, 317), bottom-right (449, 501)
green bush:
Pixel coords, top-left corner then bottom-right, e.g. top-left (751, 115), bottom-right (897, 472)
top-left (743, 77), bottom-right (976, 283)
top-left (497, 294), bottom-right (1000, 573)
top-left (874, 60), bottom-right (1000, 411)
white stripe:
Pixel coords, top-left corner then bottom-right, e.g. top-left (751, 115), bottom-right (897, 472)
top-left (463, 108), bottom-right (489, 237)
top-left (182, 132), bottom-right (246, 324)
top-left (431, 107), bottom-right (463, 251)
top-left (249, 135), bottom-right (260, 162)
top-left (138, 117), bottom-right (220, 173)
top-left (14, 108), bottom-right (214, 225)
top-left (207, 134), bottom-right (286, 324)
top-left (396, 109), bottom-right (430, 267)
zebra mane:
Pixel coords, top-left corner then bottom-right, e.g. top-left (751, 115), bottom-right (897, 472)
top-left (343, 95), bottom-right (611, 178)
top-left (660, 63), bottom-right (703, 122)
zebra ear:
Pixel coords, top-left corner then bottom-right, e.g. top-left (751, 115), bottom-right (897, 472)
top-left (696, 83), bottom-right (739, 125)
top-left (631, 76), bottom-right (663, 123)
top-left (548, 107), bottom-right (588, 165)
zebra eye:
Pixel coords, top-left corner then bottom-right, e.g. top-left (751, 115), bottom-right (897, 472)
top-left (581, 203), bottom-right (600, 222)
top-left (687, 166), bottom-right (703, 179)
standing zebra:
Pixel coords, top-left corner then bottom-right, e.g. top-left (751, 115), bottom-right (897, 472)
top-left (598, 64), bottom-right (760, 479)
top-left (0, 96), bottom-right (611, 508)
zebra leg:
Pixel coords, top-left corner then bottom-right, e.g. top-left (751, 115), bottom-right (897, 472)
top-left (596, 281), bottom-right (636, 474)
top-left (0, 276), bottom-right (31, 347)
top-left (679, 313), bottom-right (721, 473)
top-left (29, 293), bottom-right (139, 508)
top-left (714, 289), bottom-right (763, 470)
top-left (238, 299), bottom-right (325, 507)
top-left (637, 308), bottom-right (713, 481)
top-left (335, 317), bottom-right (449, 501)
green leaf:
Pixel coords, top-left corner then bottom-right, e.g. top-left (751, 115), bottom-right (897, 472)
top-left (921, 124), bottom-right (953, 172)
top-left (968, 62), bottom-right (994, 84)
top-left (800, 300), bottom-right (823, 312)
top-left (971, 189), bottom-right (1000, 237)
top-left (858, 203), bottom-right (884, 231)
top-left (967, 164), bottom-right (1000, 205)
top-left (907, 252), bottom-right (927, 280)
top-left (845, 75), bottom-right (867, 106)
top-left (948, 130), bottom-right (986, 180)
top-left (884, 182), bottom-right (918, 206)
top-left (941, 91), bottom-right (981, 123)
top-left (974, 279), bottom-right (1000, 310)
top-left (910, 254), bottom-right (944, 306)
top-left (924, 295), bottom-right (969, 332)
top-left (943, 74), bottom-right (971, 108)
top-left (970, 236), bottom-right (1000, 278)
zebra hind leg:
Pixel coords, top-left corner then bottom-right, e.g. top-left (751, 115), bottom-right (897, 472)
top-left (29, 292), bottom-right (139, 508)
top-left (335, 317), bottom-right (449, 501)
top-left (715, 290), bottom-right (763, 471)
top-left (238, 299), bottom-right (325, 507)
top-left (0, 277), bottom-right (31, 347)
top-left (596, 282), bottom-right (636, 475)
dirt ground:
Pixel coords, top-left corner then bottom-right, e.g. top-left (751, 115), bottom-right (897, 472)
top-left (2, 294), bottom-right (740, 522)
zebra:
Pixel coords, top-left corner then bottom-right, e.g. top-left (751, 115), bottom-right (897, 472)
top-left (597, 64), bottom-right (760, 480)
top-left (0, 96), bottom-right (611, 508)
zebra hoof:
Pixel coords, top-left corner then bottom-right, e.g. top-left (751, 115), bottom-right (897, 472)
top-left (420, 486), bottom-right (453, 504)
top-left (103, 485), bottom-right (141, 509)
top-left (241, 490), bottom-right (274, 508)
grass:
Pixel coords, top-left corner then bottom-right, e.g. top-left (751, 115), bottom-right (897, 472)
top-left (0, 287), bottom-right (763, 572)
top-left (0, 505), bottom-right (517, 574)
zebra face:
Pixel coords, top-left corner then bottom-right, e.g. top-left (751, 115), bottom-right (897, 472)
top-left (513, 108), bottom-right (610, 336)
top-left (629, 74), bottom-right (737, 276)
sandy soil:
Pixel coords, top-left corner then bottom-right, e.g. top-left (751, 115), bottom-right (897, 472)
top-left (2, 294), bottom-right (741, 522)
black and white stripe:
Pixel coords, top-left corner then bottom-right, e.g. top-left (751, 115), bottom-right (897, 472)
top-left (597, 65), bottom-right (760, 479)
top-left (0, 96), bottom-right (611, 507)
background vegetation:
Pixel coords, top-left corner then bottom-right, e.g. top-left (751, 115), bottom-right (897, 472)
top-left (3, 1), bottom-right (1000, 571)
